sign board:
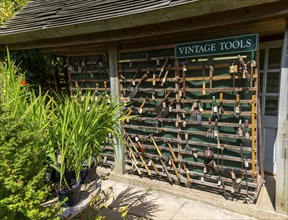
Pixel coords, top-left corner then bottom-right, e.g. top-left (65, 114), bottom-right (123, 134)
top-left (175, 34), bottom-right (258, 58)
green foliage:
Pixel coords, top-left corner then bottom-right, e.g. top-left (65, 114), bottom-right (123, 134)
top-left (0, 0), bottom-right (29, 26)
top-left (0, 49), bottom-right (62, 219)
top-left (48, 91), bottom-right (127, 188)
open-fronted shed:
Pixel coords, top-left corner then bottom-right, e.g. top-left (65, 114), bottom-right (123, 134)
top-left (1, 0), bottom-right (287, 215)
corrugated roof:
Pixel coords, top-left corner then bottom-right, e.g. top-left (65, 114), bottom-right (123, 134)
top-left (0, 0), bottom-right (197, 35)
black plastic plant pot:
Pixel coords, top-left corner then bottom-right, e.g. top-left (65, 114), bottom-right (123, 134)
top-left (65, 170), bottom-right (76, 187)
top-left (80, 167), bottom-right (89, 184)
top-left (57, 180), bottom-right (81, 207)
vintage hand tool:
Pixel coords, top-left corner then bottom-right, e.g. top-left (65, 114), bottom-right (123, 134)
top-left (167, 141), bottom-right (178, 162)
top-left (203, 146), bottom-right (216, 172)
top-left (229, 61), bottom-right (238, 94)
top-left (211, 96), bottom-right (218, 118)
top-left (135, 136), bottom-right (145, 153)
top-left (138, 98), bottom-right (147, 114)
top-left (129, 73), bottom-right (148, 101)
top-left (127, 136), bottom-right (151, 176)
top-left (202, 64), bottom-right (206, 96)
top-left (170, 158), bottom-right (180, 184)
top-left (238, 55), bottom-right (250, 79)
top-left (190, 101), bottom-right (198, 121)
top-left (249, 60), bottom-right (256, 90)
top-left (149, 134), bottom-right (173, 183)
top-left (127, 146), bottom-right (142, 175)
top-left (209, 65), bottom-right (214, 93)
top-left (128, 68), bottom-right (141, 89)
top-left (236, 119), bottom-right (243, 138)
top-left (243, 119), bottom-right (250, 147)
top-left (161, 99), bottom-right (175, 118)
top-left (161, 64), bottom-right (171, 86)
top-left (149, 159), bottom-right (159, 175)
top-left (182, 163), bottom-right (191, 187)
top-left (154, 92), bottom-right (171, 117)
top-left (206, 118), bottom-right (213, 138)
top-left (234, 94), bottom-right (241, 118)
top-left (124, 107), bottom-right (137, 123)
top-left (213, 119), bottom-right (219, 140)
top-left (218, 92), bottom-right (224, 120)
top-left (158, 57), bottom-right (169, 78)
top-left (251, 95), bottom-right (256, 177)
top-left (184, 132), bottom-right (190, 151)
top-left (181, 62), bottom-right (188, 98)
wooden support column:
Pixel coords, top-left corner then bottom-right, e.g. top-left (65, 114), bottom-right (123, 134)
top-left (108, 45), bottom-right (125, 175)
top-left (275, 16), bottom-right (288, 215)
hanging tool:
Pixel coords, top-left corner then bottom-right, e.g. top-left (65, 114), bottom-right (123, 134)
top-left (149, 159), bottom-right (159, 175)
top-left (229, 61), bottom-right (238, 94)
top-left (202, 64), bottom-right (206, 96)
top-left (218, 92), bottom-right (224, 120)
top-left (149, 134), bottom-right (173, 183)
top-left (243, 119), bottom-right (250, 147)
top-left (138, 98), bottom-right (147, 114)
top-left (206, 118), bottom-right (213, 138)
top-left (127, 146), bottom-right (142, 176)
top-left (236, 119), bottom-right (243, 138)
top-left (170, 158), bottom-right (180, 184)
top-left (158, 57), bottom-right (169, 78)
top-left (213, 119), bottom-right (219, 140)
top-left (251, 95), bottom-right (256, 177)
top-left (161, 99), bottom-right (175, 118)
top-left (184, 132), bottom-right (190, 151)
top-left (238, 55), bottom-right (250, 79)
top-left (249, 60), bottom-right (256, 91)
top-left (161, 64), bottom-right (171, 86)
top-left (129, 73), bottom-right (148, 101)
top-left (167, 142), bottom-right (178, 162)
top-left (234, 94), bottom-right (241, 118)
top-left (127, 136), bottom-right (151, 176)
top-left (181, 62), bottom-right (187, 98)
top-left (154, 92), bottom-right (171, 117)
top-left (128, 68), bottom-right (141, 89)
top-left (182, 163), bottom-right (191, 187)
top-left (209, 64), bottom-right (214, 93)
top-left (212, 96), bottom-right (218, 119)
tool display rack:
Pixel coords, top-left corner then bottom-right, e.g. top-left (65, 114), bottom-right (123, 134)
top-left (68, 55), bottom-right (115, 169)
top-left (118, 44), bottom-right (262, 203)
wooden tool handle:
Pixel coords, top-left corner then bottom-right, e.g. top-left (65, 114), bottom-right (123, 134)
top-left (169, 99), bottom-right (176, 106)
top-left (236, 94), bottom-right (240, 103)
top-left (202, 83), bottom-right (206, 96)
top-left (209, 66), bottom-right (213, 92)
top-left (183, 164), bottom-right (191, 182)
top-left (171, 160), bottom-right (180, 180)
top-left (150, 136), bottom-right (162, 157)
top-left (159, 57), bottom-right (169, 78)
top-left (163, 91), bottom-right (171, 102)
top-left (139, 99), bottom-right (146, 109)
top-left (220, 92), bottom-right (223, 103)
top-left (183, 66), bottom-right (186, 97)
top-left (104, 80), bottom-right (107, 89)
top-left (127, 136), bottom-right (139, 153)
top-left (167, 142), bottom-right (178, 162)
top-left (128, 147), bottom-right (142, 175)
top-left (161, 64), bottom-right (171, 86)
top-left (150, 160), bottom-right (159, 175)
top-left (140, 156), bottom-right (152, 176)
top-left (153, 73), bottom-right (156, 86)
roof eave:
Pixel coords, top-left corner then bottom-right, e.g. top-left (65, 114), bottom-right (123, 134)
top-left (0, 0), bottom-right (282, 45)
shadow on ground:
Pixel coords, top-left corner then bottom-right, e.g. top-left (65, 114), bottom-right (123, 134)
top-left (77, 186), bottom-right (161, 219)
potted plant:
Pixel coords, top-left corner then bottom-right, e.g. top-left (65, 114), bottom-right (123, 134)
top-left (47, 91), bottom-right (126, 206)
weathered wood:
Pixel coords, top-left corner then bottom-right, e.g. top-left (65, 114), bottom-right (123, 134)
top-left (109, 46), bottom-right (125, 175)
top-left (275, 16), bottom-right (288, 215)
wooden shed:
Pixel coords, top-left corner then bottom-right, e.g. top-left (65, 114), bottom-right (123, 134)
top-left (0, 0), bottom-right (287, 214)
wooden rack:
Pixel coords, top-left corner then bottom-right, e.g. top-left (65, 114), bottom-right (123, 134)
top-left (118, 44), bottom-right (261, 203)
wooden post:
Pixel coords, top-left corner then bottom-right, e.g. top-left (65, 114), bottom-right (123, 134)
top-left (275, 16), bottom-right (288, 215)
top-left (108, 45), bottom-right (125, 175)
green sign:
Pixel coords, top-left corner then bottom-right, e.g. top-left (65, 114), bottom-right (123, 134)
top-left (175, 34), bottom-right (258, 58)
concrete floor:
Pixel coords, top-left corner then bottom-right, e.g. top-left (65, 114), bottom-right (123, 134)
top-left (96, 167), bottom-right (288, 220)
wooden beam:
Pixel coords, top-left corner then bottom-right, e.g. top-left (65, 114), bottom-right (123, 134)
top-left (108, 45), bottom-right (125, 175)
top-left (275, 16), bottom-right (288, 215)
